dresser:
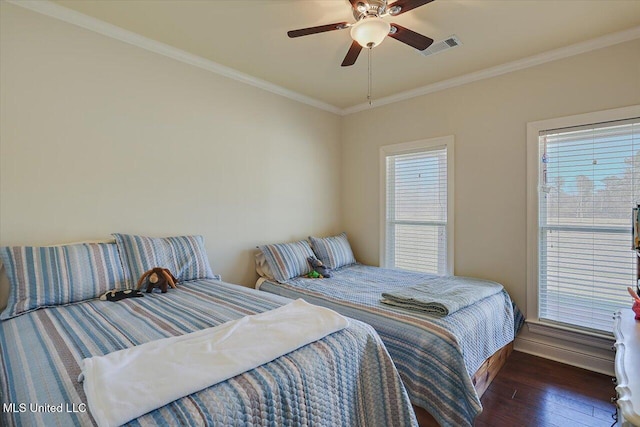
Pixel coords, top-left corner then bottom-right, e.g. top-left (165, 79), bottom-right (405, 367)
top-left (613, 309), bottom-right (640, 427)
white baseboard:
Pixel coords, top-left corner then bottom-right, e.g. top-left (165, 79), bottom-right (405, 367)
top-left (514, 323), bottom-right (615, 377)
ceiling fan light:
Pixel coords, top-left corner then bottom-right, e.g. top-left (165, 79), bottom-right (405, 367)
top-left (350, 16), bottom-right (390, 48)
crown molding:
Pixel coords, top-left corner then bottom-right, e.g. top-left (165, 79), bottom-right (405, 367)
top-left (342, 25), bottom-right (640, 115)
top-left (6, 0), bottom-right (342, 115)
top-left (7, 1), bottom-right (640, 117)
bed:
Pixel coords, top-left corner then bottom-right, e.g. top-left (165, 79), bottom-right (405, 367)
top-left (256, 233), bottom-right (525, 427)
top-left (0, 235), bottom-right (418, 427)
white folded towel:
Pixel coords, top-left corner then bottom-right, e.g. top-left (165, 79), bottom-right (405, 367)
top-left (80, 298), bottom-right (348, 427)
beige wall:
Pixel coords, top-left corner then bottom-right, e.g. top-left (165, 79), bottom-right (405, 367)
top-left (341, 39), bottom-right (640, 312)
top-left (0, 3), bottom-right (342, 287)
top-left (2, 1), bottom-right (639, 308)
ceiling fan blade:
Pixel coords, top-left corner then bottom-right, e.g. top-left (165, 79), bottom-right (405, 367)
top-left (341, 41), bottom-right (363, 67)
top-left (387, 0), bottom-right (434, 16)
top-left (287, 22), bottom-right (349, 38)
top-left (388, 24), bottom-right (433, 51)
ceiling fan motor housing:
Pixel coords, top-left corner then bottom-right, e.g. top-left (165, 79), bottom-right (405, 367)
top-left (353, 0), bottom-right (388, 20)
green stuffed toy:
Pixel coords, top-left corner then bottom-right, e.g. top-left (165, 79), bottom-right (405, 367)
top-left (304, 257), bottom-right (332, 278)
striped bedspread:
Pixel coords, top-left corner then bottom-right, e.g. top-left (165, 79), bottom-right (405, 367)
top-left (0, 279), bottom-right (417, 427)
top-left (258, 264), bottom-right (525, 427)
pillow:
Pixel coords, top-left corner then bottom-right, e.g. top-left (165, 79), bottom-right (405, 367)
top-left (255, 252), bottom-right (275, 281)
top-left (113, 234), bottom-right (214, 286)
top-left (257, 240), bottom-right (315, 282)
top-left (0, 243), bottom-right (127, 320)
top-left (0, 263), bottom-right (9, 312)
top-left (309, 232), bottom-right (356, 269)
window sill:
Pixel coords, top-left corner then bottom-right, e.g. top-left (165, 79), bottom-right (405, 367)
top-left (525, 319), bottom-right (614, 351)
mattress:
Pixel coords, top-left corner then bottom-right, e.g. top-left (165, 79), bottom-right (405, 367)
top-left (0, 279), bottom-right (417, 427)
top-left (258, 264), bottom-right (524, 427)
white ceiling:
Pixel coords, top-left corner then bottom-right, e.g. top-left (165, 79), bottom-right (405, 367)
top-left (48, 0), bottom-right (640, 111)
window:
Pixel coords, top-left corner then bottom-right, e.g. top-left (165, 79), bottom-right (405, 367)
top-left (527, 106), bottom-right (640, 335)
top-left (380, 136), bottom-right (454, 275)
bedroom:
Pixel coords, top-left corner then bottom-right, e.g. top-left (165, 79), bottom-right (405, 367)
top-left (1, 0), bottom-right (639, 426)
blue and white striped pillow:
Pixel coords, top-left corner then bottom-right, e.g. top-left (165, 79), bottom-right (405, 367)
top-left (258, 240), bottom-right (315, 282)
top-left (309, 233), bottom-right (356, 270)
top-left (113, 234), bottom-right (214, 286)
top-left (0, 243), bottom-right (127, 320)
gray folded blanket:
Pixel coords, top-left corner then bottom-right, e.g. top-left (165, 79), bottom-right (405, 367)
top-left (381, 276), bottom-right (503, 316)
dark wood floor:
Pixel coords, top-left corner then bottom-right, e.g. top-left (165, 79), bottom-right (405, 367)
top-left (474, 351), bottom-right (617, 427)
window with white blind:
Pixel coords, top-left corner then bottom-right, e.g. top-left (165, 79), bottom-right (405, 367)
top-left (380, 136), bottom-right (454, 275)
top-left (528, 108), bottom-right (640, 335)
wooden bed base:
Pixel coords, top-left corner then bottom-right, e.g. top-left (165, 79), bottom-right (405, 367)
top-left (412, 341), bottom-right (514, 427)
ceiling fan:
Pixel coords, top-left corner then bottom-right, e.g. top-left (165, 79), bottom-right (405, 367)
top-left (288, 0), bottom-right (435, 67)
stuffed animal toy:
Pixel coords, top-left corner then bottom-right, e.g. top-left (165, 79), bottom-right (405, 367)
top-left (137, 268), bottom-right (178, 293)
top-left (306, 256), bottom-right (331, 278)
top-left (99, 289), bottom-right (144, 302)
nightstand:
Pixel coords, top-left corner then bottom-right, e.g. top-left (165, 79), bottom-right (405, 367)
top-left (613, 309), bottom-right (640, 426)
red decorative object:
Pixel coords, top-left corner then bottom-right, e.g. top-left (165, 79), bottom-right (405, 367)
top-left (629, 287), bottom-right (640, 320)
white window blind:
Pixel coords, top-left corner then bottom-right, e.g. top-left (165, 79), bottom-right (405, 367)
top-left (538, 117), bottom-right (640, 333)
top-left (385, 147), bottom-right (448, 274)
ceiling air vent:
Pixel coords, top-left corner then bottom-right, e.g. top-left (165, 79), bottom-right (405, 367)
top-left (420, 35), bottom-right (462, 57)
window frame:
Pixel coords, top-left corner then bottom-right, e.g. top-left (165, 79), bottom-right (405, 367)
top-left (379, 136), bottom-right (455, 275)
top-left (526, 104), bottom-right (640, 338)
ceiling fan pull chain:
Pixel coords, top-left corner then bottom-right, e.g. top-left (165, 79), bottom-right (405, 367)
top-left (368, 47), bottom-right (372, 106)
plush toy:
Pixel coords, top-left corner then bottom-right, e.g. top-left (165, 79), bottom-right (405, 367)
top-left (99, 289), bottom-right (144, 302)
top-left (305, 270), bottom-right (322, 279)
top-left (306, 256), bottom-right (331, 278)
top-left (627, 287), bottom-right (640, 320)
top-left (137, 268), bottom-right (178, 293)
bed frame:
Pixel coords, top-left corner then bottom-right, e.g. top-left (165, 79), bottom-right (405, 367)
top-left (413, 341), bottom-right (514, 426)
